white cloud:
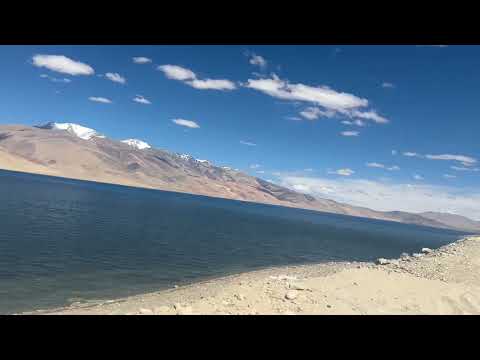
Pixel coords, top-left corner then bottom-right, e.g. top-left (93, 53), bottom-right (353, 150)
top-left (391, 150), bottom-right (398, 155)
top-left (172, 118), bottom-right (200, 128)
top-left (425, 154), bottom-right (477, 166)
top-left (158, 64), bottom-right (236, 90)
top-left (133, 95), bottom-right (151, 104)
top-left (40, 74), bottom-right (71, 83)
top-left (328, 168), bottom-right (355, 176)
top-left (366, 163), bottom-right (400, 171)
top-left (443, 174), bottom-right (457, 179)
top-left (32, 55), bottom-right (94, 76)
top-left (381, 82), bottom-right (395, 88)
top-left (279, 175), bottom-right (480, 220)
top-left (240, 140), bottom-right (257, 146)
top-left (403, 152), bottom-right (422, 157)
top-left (451, 166), bottom-right (480, 172)
top-left (403, 152), bottom-right (477, 167)
top-left (304, 168), bottom-right (314, 172)
top-left (244, 74), bottom-right (368, 111)
top-left (88, 97), bottom-right (112, 104)
top-left (341, 119), bottom-right (365, 127)
top-left (187, 78), bottom-right (236, 90)
top-left (300, 107), bottom-right (336, 120)
top-left (256, 170), bottom-right (266, 174)
top-left (366, 162), bottom-right (385, 168)
top-left (158, 65), bottom-right (196, 80)
top-left (413, 174), bottom-right (424, 180)
top-left (249, 54), bottom-right (267, 68)
top-left (341, 131), bottom-right (359, 137)
top-left (350, 110), bottom-right (389, 124)
top-left (133, 57), bottom-right (152, 64)
top-left (250, 164), bottom-right (261, 169)
top-left (286, 116), bottom-right (302, 121)
top-left (105, 72), bottom-right (126, 84)
top-left (244, 74), bottom-right (389, 124)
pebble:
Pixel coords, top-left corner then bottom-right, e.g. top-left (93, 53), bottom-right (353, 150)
top-left (285, 290), bottom-right (298, 300)
top-left (376, 258), bottom-right (390, 265)
top-left (139, 308), bottom-right (153, 315)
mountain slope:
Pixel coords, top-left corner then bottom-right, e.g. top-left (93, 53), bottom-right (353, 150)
top-left (0, 123), bottom-right (477, 232)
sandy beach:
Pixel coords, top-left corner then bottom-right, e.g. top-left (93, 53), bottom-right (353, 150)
top-left (23, 236), bottom-right (480, 315)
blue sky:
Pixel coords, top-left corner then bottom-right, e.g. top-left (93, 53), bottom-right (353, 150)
top-left (1, 45), bottom-right (479, 218)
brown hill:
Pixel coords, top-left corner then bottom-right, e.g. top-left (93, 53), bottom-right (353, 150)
top-left (0, 124), bottom-right (477, 233)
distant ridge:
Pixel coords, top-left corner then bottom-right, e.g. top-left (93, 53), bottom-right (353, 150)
top-left (1, 123), bottom-right (479, 232)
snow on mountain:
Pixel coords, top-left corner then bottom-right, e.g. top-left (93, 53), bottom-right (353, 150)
top-left (36, 122), bottom-right (105, 140)
top-left (121, 138), bottom-right (151, 150)
top-left (178, 154), bottom-right (193, 161)
top-left (195, 159), bottom-right (211, 165)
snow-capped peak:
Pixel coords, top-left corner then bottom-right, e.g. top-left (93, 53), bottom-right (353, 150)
top-left (121, 138), bottom-right (151, 150)
top-left (195, 159), bottom-right (212, 166)
top-left (36, 122), bottom-right (105, 140)
top-left (178, 154), bottom-right (193, 161)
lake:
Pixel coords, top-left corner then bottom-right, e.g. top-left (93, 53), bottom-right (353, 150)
top-left (0, 169), bottom-right (467, 314)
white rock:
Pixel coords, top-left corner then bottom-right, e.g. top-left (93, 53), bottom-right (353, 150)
top-left (139, 308), bottom-right (153, 315)
top-left (376, 258), bottom-right (390, 265)
top-left (421, 248), bottom-right (433, 254)
top-left (412, 253), bottom-right (423, 258)
top-left (285, 290), bottom-right (298, 300)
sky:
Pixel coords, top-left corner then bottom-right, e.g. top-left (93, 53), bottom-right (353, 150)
top-left (1, 45), bottom-right (479, 219)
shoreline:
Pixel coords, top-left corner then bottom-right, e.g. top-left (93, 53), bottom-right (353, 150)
top-left (22, 235), bottom-right (480, 315)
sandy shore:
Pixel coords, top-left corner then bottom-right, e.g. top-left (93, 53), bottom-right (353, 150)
top-left (24, 236), bottom-right (480, 315)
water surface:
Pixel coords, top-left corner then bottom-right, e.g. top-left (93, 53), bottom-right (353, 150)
top-left (0, 170), bottom-right (467, 314)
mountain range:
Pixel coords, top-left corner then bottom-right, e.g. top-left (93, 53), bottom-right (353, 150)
top-left (1, 122), bottom-right (479, 233)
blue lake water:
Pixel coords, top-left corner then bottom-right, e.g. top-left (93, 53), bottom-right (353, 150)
top-left (0, 169), bottom-right (468, 314)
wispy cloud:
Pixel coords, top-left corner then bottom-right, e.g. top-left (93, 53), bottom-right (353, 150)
top-left (279, 175), bottom-right (480, 220)
top-left (88, 97), bottom-right (112, 104)
top-left (133, 57), bottom-right (152, 64)
top-left (133, 95), bottom-right (151, 104)
top-left (403, 152), bottom-right (422, 157)
top-left (366, 162), bottom-right (400, 171)
top-left (381, 82), bottom-right (395, 88)
top-left (425, 154), bottom-right (477, 166)
top-left (40, 74), bottom-right (71, 83)
top-left (32, 55), bottom-right (94, 76)
top-left (172, 118), bottom-right (200, 128)
top-left (443, 174), bottom-right (457, 179)
top-left (244, 74), bottom-right (389, 124)
top-left (451, 166), bottom-right (480, 172)
top-left (249, 54), bottom-right (267, 68)
top-left (403, 152), bottom-right (477, 166)
top-left (240, 140), bottom-right (257, 146)
top-left (341, 131), bottom-right (359, 137)
top-left (105, 72), bottom-right (126, 84)
top-left (158, 64), bottom-right (236, 90)
top-left (391, 150), bottom-right (398, 155)
top-left (328, 168), bottom-right (355, 176)
top-left (300, 107), bottom-right (336, 120)
top-left (413, 174), bottom-right (424, 180)
top-left (341, 119), bottom-right (365, 127)
top-left (250, 164), bottom-right (261, 169)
